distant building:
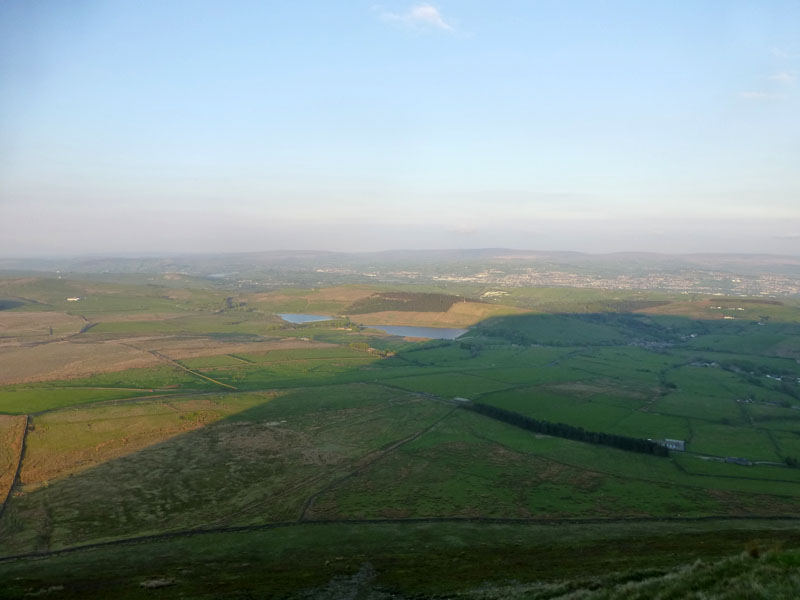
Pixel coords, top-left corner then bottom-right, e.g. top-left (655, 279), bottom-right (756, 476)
top-left (66, 297), bottom-right (82, 302)
top-left (453, 397), bottom-right (471, 403)
top-left (653, 438), bottom-right (685, 451)
top-left (725, 457), bottom-right (752, 466)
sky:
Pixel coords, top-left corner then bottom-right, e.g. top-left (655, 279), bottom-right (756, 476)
top-left (1, 0), bottom-right (799, 257)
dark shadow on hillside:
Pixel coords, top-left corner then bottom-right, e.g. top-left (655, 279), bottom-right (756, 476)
top-left (0, 374), bottom-right (445, 556)
top-left (0, 300), bottom-right (26, 311)
top-left (462, 312), bottom-right (800, 348)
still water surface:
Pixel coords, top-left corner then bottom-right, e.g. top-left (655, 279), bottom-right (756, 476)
top-left (365, 325), bottom-right (467, 339)
top-left (277, 314), bottom-right (467, 339)
top-left (277, 313), bottom-right (333, 323)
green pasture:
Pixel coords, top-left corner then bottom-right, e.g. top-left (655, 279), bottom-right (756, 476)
top-left (613, 410), bottom-right (690, 440)
top-left (30, 365), bottom-right (218, 391)
top-left (687, 331), bottom-right (800, 358)
top-left (475, 313), bottom-right (629, 345)
top-left (685, 422), bottom-right (780, 461)
top-left (466, 410), bottom-right (800, 496)
top-left (471, 364), bottom-right (594, 386)
top-left (386, 372), bottom-right (512, 398)
top-left (311, 409), bottom-right (719, 521)
top-left (655, 392), bottom-right (744, 423)
top-left (235, 346), bottom-right (370, 362)
top-left (478, 386), bottom-right (633, 431)
top-left (0, 387), bottom-right (176, 414)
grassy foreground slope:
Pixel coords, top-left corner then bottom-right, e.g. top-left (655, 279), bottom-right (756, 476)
top-left (1, 522), bottom-right (800, 599)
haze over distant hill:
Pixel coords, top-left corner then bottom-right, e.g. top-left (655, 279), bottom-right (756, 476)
top-left (2, 249), bottom-right (800, 296)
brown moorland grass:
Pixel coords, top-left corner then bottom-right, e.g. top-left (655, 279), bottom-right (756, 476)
top-left (0, 341), bottom-right (159, 385)
top-left (0, 414), bottom-right (27, 505)
top-left (312, 286), bottom-right (378, 302)
top-left (0, 335), bottom-right (340, 385)
top-left (19, 393), bottom-right (279, 486)
top-left (251, 286), bottom-right (376, 304)
top-left (135, 337), bottom-right (339, 360)
top-left (0, 312), bottom-right (86, 340)
top-left (250, 286), bottom-right (377, 312)
top-left (349, 301), bottom-right (528, 328)
top-left (83, 312), bottom-right (202, 323)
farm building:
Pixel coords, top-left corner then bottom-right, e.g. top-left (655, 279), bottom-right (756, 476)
top-left (653, 438), bottom-right (685, 451)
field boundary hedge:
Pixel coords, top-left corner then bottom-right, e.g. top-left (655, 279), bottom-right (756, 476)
top-left (462, 402), bottom-right (669, 456)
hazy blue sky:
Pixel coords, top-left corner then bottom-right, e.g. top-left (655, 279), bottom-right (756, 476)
top-left (1, 1), bottom-right (798, 256)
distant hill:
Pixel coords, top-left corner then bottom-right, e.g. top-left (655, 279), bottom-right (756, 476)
top-left (2, 249), bottom-right (800, 295)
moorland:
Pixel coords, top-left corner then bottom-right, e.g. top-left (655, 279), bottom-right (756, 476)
top-left (1, 269), bottom-right (800, 598)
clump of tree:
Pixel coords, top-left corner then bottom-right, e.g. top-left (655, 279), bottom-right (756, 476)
top-left (780, 381), bottom-right (800, 401)
top-left (463, 402), bottom-right (669, 457)
top-left (785, 456), bottom-right (799, 468)
top-left (224, 297), bottom-right (247, 310)
top-left (459, 340), bottom-right (483, 357)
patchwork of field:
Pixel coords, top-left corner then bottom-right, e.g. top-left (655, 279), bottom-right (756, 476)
top-left (349, 301), bottom-right (526, 328)
top-left (2, 277), bottom-right (800, 598)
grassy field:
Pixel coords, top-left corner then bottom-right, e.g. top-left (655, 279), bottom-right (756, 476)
top-left (2, 278), bottom-right (800, 596)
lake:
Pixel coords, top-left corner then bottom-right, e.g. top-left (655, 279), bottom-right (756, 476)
top-left (365, 325), bottom-right (468, 340)
top-left (277, 313), bottom-right (334, 323)
top-left (276, 313), bottom-right (467, 339)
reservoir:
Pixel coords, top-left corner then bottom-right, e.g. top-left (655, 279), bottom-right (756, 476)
top-left (277, 313), bottom-right (333, 323)
top-left (365, 325), bottom-right (467, 340)
top-left (276, 313), bottom-right (467, 339)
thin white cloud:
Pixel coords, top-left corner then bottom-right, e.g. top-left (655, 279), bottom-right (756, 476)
top-left (738, 91), bottom-right (785, 100)
top-left (769, 71), bottom-right (797, 84)
top-left (381, 4), bottom-right (454, 31)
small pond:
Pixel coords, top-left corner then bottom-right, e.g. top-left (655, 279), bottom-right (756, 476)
top-left (277, 314), bottom-right (468, 339)
top-left (365, 325), bottom-right (468, 340)
top-left (277, 313), bottom-right (333, 324)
